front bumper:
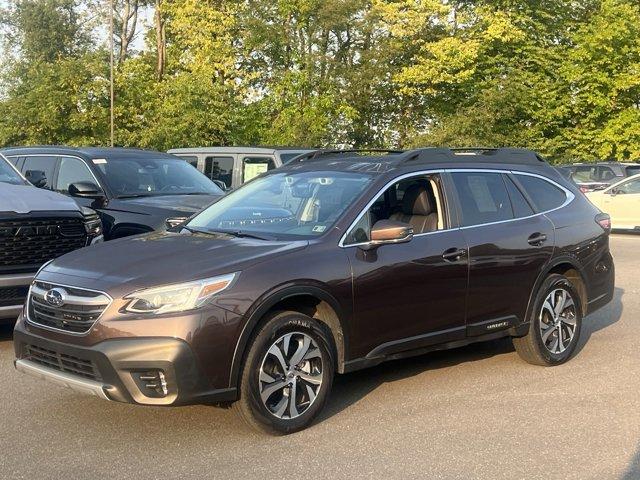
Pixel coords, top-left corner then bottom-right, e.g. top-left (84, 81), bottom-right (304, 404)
top-left (13, 318), bottom-right (237, 405)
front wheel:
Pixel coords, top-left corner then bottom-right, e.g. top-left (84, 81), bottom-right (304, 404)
top-left (233, 311), bottom-right (335, 434)
top-left (513, 274), bottom-right (583, 366)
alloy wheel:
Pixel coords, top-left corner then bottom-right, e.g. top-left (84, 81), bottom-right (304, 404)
top-left (258, 332), bottom-right (323, 419)
top-left (539, 288), bottom-right (577, 354)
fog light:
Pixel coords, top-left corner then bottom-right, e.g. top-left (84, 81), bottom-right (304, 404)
top-left (132, 370), bottom-right (168, 398)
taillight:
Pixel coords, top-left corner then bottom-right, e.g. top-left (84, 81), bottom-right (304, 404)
top-left (595, 213), bottom-right (611, 232)
top-left (580, 186), bottom-right (589, 194)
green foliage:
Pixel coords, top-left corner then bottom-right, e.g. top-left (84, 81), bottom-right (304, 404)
top-left (0, 0), bottom-right (639, 162)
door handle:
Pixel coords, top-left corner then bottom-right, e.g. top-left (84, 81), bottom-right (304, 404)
top-left (527, 233), bottom-right (547, 246)
top-left (442, 248), bottom-right (467, 262)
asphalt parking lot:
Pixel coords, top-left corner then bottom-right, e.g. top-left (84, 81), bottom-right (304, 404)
top-left (0, 234), bottom-right (638, 480)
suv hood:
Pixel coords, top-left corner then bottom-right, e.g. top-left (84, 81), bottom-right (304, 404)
top-left (113, 194), bottom-right (222, 215)
top-left (39, 231), bottom-right (308, 296)
top-left (0, 183), bottom-right (80, 214)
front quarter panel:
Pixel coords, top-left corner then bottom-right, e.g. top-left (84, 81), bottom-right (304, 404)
top-left (218, 240), bottom-right (353, 388)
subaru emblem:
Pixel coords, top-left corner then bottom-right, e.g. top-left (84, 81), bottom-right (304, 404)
top-left (44, 288), bottom-right (66, 307)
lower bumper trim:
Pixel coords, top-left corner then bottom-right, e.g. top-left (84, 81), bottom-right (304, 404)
top-left (15, 359), bottom-right (112, 401)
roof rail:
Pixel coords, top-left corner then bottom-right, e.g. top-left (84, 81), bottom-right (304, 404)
top-left (289, 149), bottom-right (405, 164)
top-left (399, 147), bottom-right (546, 166)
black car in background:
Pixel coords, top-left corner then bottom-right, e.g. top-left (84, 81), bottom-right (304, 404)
top-left (1, 147), bottom-right (224, 239)
top-left (556, 161), bottom-right (640, 193)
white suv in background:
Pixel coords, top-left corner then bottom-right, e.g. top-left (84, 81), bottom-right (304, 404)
top-left (167, 147), bottom-right (314, 190)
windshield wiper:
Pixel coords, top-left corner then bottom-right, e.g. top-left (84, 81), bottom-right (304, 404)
top-left (116, 193), bottom-right (153, 199)
top-left (209, 229), bottom-right (275, 241)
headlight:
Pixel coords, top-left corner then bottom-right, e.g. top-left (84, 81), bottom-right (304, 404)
top-left (123, 273), bottom-right (238, 314)
top-left (81, 207), bottom-right (103, 236)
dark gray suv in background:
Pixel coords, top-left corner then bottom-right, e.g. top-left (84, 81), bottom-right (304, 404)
top-left (13, 148), bottom-right (614, 434)
top-left (1, 147), bottom-right (224, 239)
top-left (0, 153), bottom-right (102, 323)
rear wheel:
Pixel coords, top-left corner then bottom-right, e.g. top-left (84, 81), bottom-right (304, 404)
top-left (513, 274), bottom-right (582, 366)
top-left (233, 311), bottom-right (335, 434)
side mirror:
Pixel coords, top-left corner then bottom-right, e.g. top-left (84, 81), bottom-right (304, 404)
top-left (361, 220), bottom-right (414, 250)
top-left (69, 181), bottom-right (105, 200)
top-left (25, 170), bottom-right (47, 188)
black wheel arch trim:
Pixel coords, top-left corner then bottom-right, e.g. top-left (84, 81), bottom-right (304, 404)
top-left (523, 254), bottom-right (588, 330)
top-left (228, 283), bottom-right (350, 389)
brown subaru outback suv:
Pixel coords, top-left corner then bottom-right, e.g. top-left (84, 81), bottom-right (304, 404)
top-left (13, 148), bottom-right (614, 434)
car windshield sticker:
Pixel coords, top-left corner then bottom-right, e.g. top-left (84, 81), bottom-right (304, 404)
top-left (92, 158), bottom-right (108, 165)
top-left (312, 225), bottom-right (327, 233)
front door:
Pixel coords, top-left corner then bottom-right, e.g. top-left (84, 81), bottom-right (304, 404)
top-left (343, 172), bottom-right (469, 359)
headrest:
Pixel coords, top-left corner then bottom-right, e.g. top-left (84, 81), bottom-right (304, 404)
top-left (402, 184), bottom-right (435, 216)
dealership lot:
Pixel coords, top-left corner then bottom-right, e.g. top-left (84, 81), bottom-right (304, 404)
top-left (0, 233), bottom-right (637, 480)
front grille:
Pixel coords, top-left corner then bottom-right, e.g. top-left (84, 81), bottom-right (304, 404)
top-left (27, 281), bottom-right (110, 334)
top-left (0, 285), bottom-right (29, 307)
top-left (24, 343), bottom-right (101, 381)
top-left (0, 217), bottom-right (88, 273)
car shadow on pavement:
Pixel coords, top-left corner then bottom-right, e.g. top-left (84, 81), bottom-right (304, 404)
top-left (321, 286), bottom-right (625, 424)
top-left (322, 335), bottom-right (515, 422)
top-left (622, 444), bottom-right (640, 479)
top-left (0, 323), bottom-right (13, 341)
top-left (573, 286), bottom-right (624, 357)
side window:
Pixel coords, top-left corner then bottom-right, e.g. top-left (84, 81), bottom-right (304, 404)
top-left (571, 166), bottom-right (595, 182)
top-left (344, 174), bottom-right (444, 245)
top-left (204, 156), bottom-right (234, 188)
top-left (22, 156), bottom-right (57, 189)
top-left (5, 155), bottom-right (20, 167)
top-left (615, 178), bottom-right (640, 195)
top-left (243, 157), bottom-right (275, 183)
top-left (596, 166), bottom-right (616, 182)
top-left (56, 157), bottom-right (98, 193)
top-left (504, 175), bottom-right (535, 218)
top-left (515, 174), bottom-right (567, 212)
top-left (177, 155), bottom-right (199, 169)
top-left (451, 172), bottom-right (513, 227)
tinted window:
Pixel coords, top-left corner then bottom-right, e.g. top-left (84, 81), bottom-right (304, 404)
top-left (5, 155), bottom-right (20, 166)
top-left (596, 166), bottom-right (616, 182)
top-left (280, 153), bottom-right (306, 164)
top-left (56, 157), bottom-right (98, 193)
top-left (0, 156), bottom-right (26, 185)
top-left (515, 174), bottom-right (567, 212)
top-left (451, 172), bottom-right (513, 227)
top-left (504, 175), bottom-right (534, 218)
top-left (626, 166), bottom-right (640, 176)
top-left (22, 156), bottom-right (57, 189)
top-left (96, 157), bottom-right (223, 197)
top-left (243, 157), bottom-right (275, 182)
top-left (205, 156), bottom-right (234, 188)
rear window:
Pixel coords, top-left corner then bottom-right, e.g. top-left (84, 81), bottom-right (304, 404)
top-left (504, 175), bottom-right (535, 218)
top-left (515, 174), bottom-right (567, 212)
top-left (626, 166), bottom-right (640, 176)
top-left (451, 172), bottom-right (513, 227)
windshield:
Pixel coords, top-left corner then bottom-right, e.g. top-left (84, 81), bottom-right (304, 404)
top-left (0, 155), bottom-right (26, 186)
top-left (187, 171), bottom-right (374, 239)
top-left (95, 157), bottom-right (223, 197)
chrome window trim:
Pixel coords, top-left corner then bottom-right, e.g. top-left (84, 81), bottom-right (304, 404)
top-left (25, 280), bottom-right (113, 337)
top-left (339, 169), bottom-right (445, 248)
top-left (17, 153), bottom-right (104, 193)
top-left (339, 168), bottom-right (575, 248)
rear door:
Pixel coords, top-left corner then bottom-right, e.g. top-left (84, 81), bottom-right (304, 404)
top-left (448, 170), bottom-right (555, 335)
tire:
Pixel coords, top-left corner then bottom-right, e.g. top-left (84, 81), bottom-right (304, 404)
top-left (233, 311), bottom-right (335, 434)
top-left (513, 274), bottom-right (583, 366)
